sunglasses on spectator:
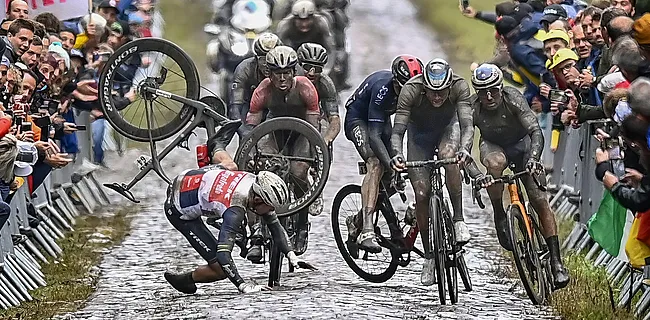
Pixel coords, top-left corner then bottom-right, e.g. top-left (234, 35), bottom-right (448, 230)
top-left (301, 63), bottom-right (323, 74)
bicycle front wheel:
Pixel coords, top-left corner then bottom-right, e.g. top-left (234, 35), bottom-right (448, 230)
top-left (268, 238), bottom-right (284, 287)
top-left (235, 117), bottom-right (331, 217)
top-left (430, 195), bottom-right (447, 305)
top-left (99, 38), bottom-right (199, 142)
top-left (442, 199), bottom-right (459, 304)
top-left (507, 205), bottom-right (546, 305)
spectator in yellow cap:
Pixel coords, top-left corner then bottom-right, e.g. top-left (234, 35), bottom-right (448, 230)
top-left (542, 29), bottom-right (570, 61)
top-left (633, 13), bottom-right (650, 59)
top-left (550, 48), bottom-right (581, 88)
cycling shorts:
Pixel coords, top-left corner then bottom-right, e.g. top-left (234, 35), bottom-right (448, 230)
top-left (344, 119), bottom-right (374, 161)
top-left (479, 136), bottom-right (531, 172)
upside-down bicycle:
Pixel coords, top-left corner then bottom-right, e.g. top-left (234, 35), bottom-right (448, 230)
top-left (98, 37), bottom-right (331, 287)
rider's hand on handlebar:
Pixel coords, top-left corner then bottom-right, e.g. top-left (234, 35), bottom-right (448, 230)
top-left (238, 282), bottom-right (271, 294)
top-left (526, 159), bottom-right (545, 175)
top-left (475, 174), bottom-right (494, 188)
top-left (390, 155), bottom-right (406, 172)
top-left (455, 150), bottom-right (471, 165)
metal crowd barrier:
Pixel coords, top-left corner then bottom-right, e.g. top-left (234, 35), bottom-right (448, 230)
top-left (0, 112), bottom-right (112, 309)
top-left (548, 120), bottom-right (650, 317)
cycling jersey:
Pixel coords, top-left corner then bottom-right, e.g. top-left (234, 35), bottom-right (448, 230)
top-left (467, 86), bottom-right (544, 161)
top-left (344, 70), bottom-right (397, 167)
top-left (230, 57), bottom-right (266, 121)
top-left (276, 14), bottom-right (336, 53)
top-left (246, 76), bottom-right (321, 128)
top-left (169, 166), bottom-right (256, 220)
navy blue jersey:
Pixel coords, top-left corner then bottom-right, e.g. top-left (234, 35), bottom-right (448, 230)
top-left (344, 70), bottom-right (397, 124)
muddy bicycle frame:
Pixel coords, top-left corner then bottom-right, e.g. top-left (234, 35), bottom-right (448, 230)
top-left (104, 85), bottom-right (238, 203)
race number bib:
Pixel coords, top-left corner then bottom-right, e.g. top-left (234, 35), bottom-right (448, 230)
top-left (208, 171), bottom-right (249, 207)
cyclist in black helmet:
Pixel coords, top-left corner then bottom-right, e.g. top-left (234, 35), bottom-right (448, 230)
top-left (343, 55), bottom-right (423, 255)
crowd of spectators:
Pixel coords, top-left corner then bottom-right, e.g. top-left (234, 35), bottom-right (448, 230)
top-left (0, 0), bottom-right (156, 230)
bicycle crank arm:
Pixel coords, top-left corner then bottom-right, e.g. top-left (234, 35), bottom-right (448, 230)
top-left (103, 183), bottom-right (140, 203)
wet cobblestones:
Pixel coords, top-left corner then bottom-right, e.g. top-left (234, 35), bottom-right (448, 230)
top-left (58, 0), bottom-right (560, 319)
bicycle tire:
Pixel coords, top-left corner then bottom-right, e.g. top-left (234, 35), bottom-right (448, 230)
top-left (528, 203), bottom-right (552, 297)
top-left (507, 205), bottom-right (546, 305)
top-left (268, 238), bottom-right (284, 287)
top-left (442, 199), bottom-right (458, 304)
top-left (235, 117), bottom-right (331, 217)
top-left (99, 38), bottom-right (199, 142)
top-left (430, 195), bottom-right (447, 305)
top-left (331, 184), bottom-right (398, 283)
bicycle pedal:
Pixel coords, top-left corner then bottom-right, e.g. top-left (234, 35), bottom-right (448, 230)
top-left (135, 155), bottom-right (152, 171)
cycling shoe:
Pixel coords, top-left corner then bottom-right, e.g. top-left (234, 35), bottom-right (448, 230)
top-left (357, 232), bottom-right (381, 253)
top-left (164, 271), bottom-right (197, 294)
top-left (455, 221), bottom-right (471, 244)
top-left (295, 225), bottom-right (309, 256)
top-left (246, 245), bottom-right (263, 263)
top-left (495, 212), bottom-right (513, 251)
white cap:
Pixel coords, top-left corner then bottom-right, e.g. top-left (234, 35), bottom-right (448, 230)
top-left (13, 141), bottom-right (38, 177)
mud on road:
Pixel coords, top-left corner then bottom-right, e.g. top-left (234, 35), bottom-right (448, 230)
top-left (58, 1), bottom-right (558, 319)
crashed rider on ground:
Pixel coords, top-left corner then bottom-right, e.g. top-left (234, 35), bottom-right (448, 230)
top-left (343, 55), bottom-right (422, 255)
top-left (277, 1), bottom-right (338, 75)
top-left (229, 32), bottom-right (283, 137)
top-left (390, 59), bottom-right (472, 286)
top-left (162, 167), bottom-right (315, 294)
top-left (245, 45), bottom-right (321, 256)
top-left (461, 64), bottom-right (570, 289)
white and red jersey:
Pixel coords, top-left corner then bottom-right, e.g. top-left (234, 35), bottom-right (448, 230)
top-left (169, 165), bottom-right (256, 220)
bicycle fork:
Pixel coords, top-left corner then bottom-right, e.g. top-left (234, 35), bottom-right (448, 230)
top-left (508, 183), bottom-right (533, 240)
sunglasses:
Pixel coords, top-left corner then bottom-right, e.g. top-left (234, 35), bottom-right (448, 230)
top-left (476, 87), bottom-right (501, 97)
top-left (301, 63), bottom-right (323, 74)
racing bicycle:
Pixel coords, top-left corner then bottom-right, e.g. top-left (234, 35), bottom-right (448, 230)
top-left (332, 156), bottom-right (472, 305)
top-left (473, 165), bottom-right (552, 305)
top-left (98, 37), bottom-right (331, 287)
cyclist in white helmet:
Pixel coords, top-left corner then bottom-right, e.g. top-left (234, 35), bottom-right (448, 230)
top-left (163, 165), bottom-right (316, 294)
top-left (462, 63), bottom-right (569, 289)
top-left (390, 58), bottom-right (473, 286)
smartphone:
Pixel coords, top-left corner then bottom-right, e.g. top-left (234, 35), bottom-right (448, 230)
top-left (460, 0), bottom-right (469, 9)
top-left (21, 122), bottom-right (32, 133)
top-left (549, 89), bottom-right (569, 104)
top-left (73, 125), bottom-right (87, 131)
top-left (15, 116), bottom-right (23, 128)
top-left (33, 115), bottom-right (50, 128)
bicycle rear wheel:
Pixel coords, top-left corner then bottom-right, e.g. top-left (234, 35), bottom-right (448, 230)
top-left (430, 195), bottom-right (447, 305)
top-left (99, 38), bottom-right (199, 142)
top-left (235, 117), bottom-right (331, 217)
top-left (507, 205), bottom-right (546, 305)
top-left (331, 184), bottom-right (398, 283)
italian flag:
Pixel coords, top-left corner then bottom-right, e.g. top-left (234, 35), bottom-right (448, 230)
top-left (587, 190), bottom-right (633, 261)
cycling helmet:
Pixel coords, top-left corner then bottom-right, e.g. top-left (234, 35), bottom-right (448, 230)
top-left (266, 46), bottom-right (299, 70)
top-left (297, 43), bottom-right (328, 65)
top-left (252, 171), bottom-right (290, 208)
top-left (292, 0), bottom-right (316, 18)
top-left (391, 55), bottom-right (423, 87)
top-left (423, 58), bottom-right (454, 90)
top-left (253, 33), bottom-right (283, 57)
top-left (471, 63), bottom-right (503, 90)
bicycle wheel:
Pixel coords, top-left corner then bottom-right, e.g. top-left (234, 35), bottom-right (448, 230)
top-left (99, 38), bottom-right (200, 142)
top-left (235, 117), bottom-right (331, 217)
top-left (331, 184), bottom-right (398, 283)
top-left (442, 199), bottom-right (458, 304)
top-left (268, 238), bottom-right (284, 287)
top-left (528, 203), bottom-right (552, 297)
top-left (430, 195), bottom-right (447, 305)
top-left (507, 204), bottom-right (546, 305)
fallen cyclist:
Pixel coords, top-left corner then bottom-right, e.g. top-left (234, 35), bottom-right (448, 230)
top-left (163, 166), bottom-right (316, 294)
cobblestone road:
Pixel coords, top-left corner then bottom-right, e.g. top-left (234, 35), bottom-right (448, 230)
top-left (59, 0), bottom-right (559, 319)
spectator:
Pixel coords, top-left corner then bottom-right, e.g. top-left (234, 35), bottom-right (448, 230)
top-left (59, 28), bottom-right (77, 52)
top-left (33, 12), bottom-right (61, 35)
top-left (634, 13), bottom-right (650, 59)
top-left (97, 0), bottom-right (121, 26)
top-left (541, 4), bottom-right (570, 32)
top-left (600, 14), bottom-right (634, 73)
top-left (0, 0), bottom-right (29, 36)
top-left (75, 13), bottom-right (107, 51)
top-left (2, 19), bottom-right (35, 63)
top-left (107, 20), bottom-right (131, 50)
top-left (611, 0), bottom-right (636, 16)
top-left (545, 0), bottom-right (579, 19)
top-left (578, 6), bottom-right (605, 48)
top-left (20, 36), bottom-right (42, 70)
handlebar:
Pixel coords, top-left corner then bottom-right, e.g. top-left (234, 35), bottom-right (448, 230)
top-left (471, 170), bottom-right (547, 209)
top-left (405, 158), bottom-right (459, 168)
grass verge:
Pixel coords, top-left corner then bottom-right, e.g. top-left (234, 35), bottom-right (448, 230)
top-left (0, 207), bottom-right (134, 320)
top-left (412, 0), bottom-right (503, 79)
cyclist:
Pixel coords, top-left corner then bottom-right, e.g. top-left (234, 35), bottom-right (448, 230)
top-left (163, 166), bottom-right (315, 294)
top-left (343, 55), bottom-right (423, 255)
top-left (389, 58), bottom-right (472, 286)
top-left (296, 42), bottom-right (340, 145)
top-left (462, 64), bottom-right (569, 289)
top-left (245, 45), bottom-right (320, 255)
top-left (276, 1), bottom-right (336, 62)
top-left (230, 33), bottom-right (283, 135)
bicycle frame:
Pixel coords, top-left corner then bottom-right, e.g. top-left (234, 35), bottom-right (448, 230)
top-left (104, 85), bottom-right (234, 203)
top-left (506, 180), bottom-right (535, 240)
